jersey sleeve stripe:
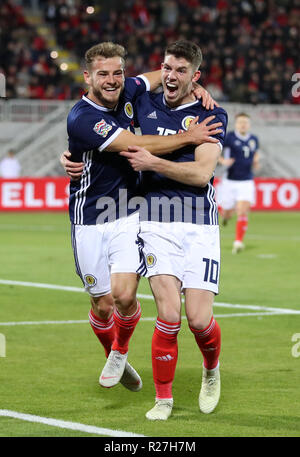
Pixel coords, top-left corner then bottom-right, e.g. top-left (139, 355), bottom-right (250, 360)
top-left (98, 127), bottom-right (124, 152)
top-left (136, 74), bottom-right (151, 91)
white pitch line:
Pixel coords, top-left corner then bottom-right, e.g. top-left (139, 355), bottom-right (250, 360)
top-left (0, 279), bottom-right (84, 293)
top-left (0, 409), bottom-right (145, 437)
top-left (0, 319), bottom-right (90, 327)
top-left (0, 279), bottom-right (300, 321)
top-left (0, 311), bottom-right (294, 327)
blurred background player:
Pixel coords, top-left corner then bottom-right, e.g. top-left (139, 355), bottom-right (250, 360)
top-left (0, 149), bottom-right (21, 178)
top-left (218, 113), bottom-right (260, 254)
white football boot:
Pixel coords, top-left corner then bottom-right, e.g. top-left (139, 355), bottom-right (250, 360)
top-left (232, 240), bottom-right (245, 254)
top-left (199, 365), bottom-right (221, 414)
top-left (145, 399), bottom-right (173, 421)
top-left (120, 361), bottom-right (142, 392)
top-left (99, 349), bottom-right (128, 388)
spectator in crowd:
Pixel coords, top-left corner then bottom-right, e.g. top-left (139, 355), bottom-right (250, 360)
top-left (1, 0), bottom-right (299, 104)
top-left (0, 149), bottom-right (21, 178)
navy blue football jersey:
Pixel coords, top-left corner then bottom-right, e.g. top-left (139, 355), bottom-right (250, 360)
top-left (223, 131), bottom-right (259, 180)
top-left (134, 92), bottom-right (228, 225)
top-left (67, 76), bottom-right (149, 225)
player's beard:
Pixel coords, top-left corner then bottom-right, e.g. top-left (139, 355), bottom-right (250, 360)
top-left (92, 84), bottom-right (123, 109)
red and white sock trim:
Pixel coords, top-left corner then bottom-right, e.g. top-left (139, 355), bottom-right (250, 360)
top-left (114, 300), bottom-right (141, 327)
top-left (88, 310), bottom-right (114, 331)
top-left (191, 317), bottom-right (216, 338)
top-left (155, 318), bottom-right (181, 336)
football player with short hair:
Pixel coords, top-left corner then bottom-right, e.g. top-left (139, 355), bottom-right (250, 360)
top-left (65, 41), bottom-right (219, 393)
top-left (218, 113), bottom-right (260, 253)
top-left (121, 40), bottom-right (228, 420)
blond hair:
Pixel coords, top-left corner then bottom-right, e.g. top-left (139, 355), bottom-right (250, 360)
top-left (85, 42), bottom-right (126, 70)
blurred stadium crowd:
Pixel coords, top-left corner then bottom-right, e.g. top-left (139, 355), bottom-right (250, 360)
top-left (1, 0), bottom-right (299, 103)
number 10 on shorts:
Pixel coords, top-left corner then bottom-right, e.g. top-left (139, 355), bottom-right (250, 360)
top-left (203, 258), bottom-right (219, 284)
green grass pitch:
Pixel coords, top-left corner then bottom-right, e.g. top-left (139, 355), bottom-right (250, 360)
top-left (0, 211), bottom-right (299, 437)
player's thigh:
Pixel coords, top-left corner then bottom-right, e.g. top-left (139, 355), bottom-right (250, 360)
top-left (149, 274), bottom-right (182, 323)
top-left (182, 224), bottom-right (220, 295)
top-left (71, 224), bottom-right (111, 297)
top-left (184, 288), bottom-right (215, 330)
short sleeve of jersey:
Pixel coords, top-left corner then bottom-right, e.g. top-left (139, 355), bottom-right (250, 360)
top-left (206, 108), bottom-right (228, 148)
top-left (125, 75), bottom-right (150, 101)
top-left (68, 113), bottom-right (123, 152)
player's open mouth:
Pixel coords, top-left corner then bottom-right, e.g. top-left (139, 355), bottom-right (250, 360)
top-left (166, 82), bottom-right (178, 95)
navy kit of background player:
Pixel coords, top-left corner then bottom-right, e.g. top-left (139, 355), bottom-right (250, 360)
top-left (121, 40), bottom-right (228, 420)
top-left (218, 113), bottom-right (260, 254)
top-left (65, 42), bottom-right (220, 393)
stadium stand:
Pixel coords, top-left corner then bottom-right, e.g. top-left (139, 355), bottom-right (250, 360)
top-left (1, 0), bottom-right (299, 104)
top-left (0, 0), bottom-right (300, 177)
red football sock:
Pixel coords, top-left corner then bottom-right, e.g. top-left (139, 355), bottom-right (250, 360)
top-left (111, 301), bottom-right (141, 354)
top-left (152, 318), bottom-right (181, 400)
top-left (88, 309), bottom-right (115, 358)
top-left (190, 316), bottom-right (221, 370)
top-left (235, 215), bottom-right (248, 242)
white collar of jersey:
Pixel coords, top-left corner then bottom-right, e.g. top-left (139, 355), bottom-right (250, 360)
top-left (234, 130), bottom-right (251, 142)
top-left (82, 94), bottom-right (117, 112)
top-left (162, 95), bottom-right (199, 111)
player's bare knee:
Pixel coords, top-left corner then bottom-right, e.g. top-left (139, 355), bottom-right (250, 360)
top-left (112, 288), bottom-right (136, 312)
top-left (90, 295), bottom-right (114, 320)
top-left (157, 305), bottom-right (181, 324)
top-left (188, 313), bottom-right (212, 331)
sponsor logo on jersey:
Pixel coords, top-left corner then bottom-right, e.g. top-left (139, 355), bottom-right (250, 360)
top-left (93, 119), bottom-right (112, 138)
top-left (124, 102), bottom-right (134, 119)
top-left (181, 115), bottom-right (196, 131)
top-left (146, 253), bottom-right (157, 268)
top-left (84, 274), bottom-right (97, 286)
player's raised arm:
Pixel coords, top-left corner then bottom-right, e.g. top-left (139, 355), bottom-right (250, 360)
top-left (120, 142), bottom-right (221, 187)
top-left (105, 116), bottom-right (223, 156)
top-left (139, 70), bottom-right (162, 92)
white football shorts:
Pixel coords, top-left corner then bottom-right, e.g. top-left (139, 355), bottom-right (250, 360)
top-left (218, 178), bottom-right (255, 210)
top-left (71, 213), bottom-right (140, 297)
top-left (139, 221), bottom-right (220, 294)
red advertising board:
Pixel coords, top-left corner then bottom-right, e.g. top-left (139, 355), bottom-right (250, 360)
top-left (214, 178), bottom-right (300, 211)
top-left (0, 177), bottom-right (69, 211)
top-left (0, 177), bottom-right (299, 211)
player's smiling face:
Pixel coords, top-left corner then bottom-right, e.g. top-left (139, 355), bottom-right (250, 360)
top-left (84, 56), bottom-right (125, 109)
top-left (161, 54), bottom-right (200, 107)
